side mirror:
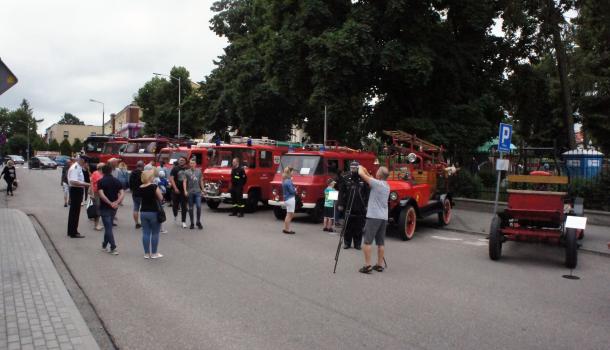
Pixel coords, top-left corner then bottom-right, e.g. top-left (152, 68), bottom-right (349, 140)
top-left (407, 153), bottom-right (417, 163)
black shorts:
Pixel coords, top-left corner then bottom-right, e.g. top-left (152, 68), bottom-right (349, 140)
top-left (324, 207), bottom-right (334, 219)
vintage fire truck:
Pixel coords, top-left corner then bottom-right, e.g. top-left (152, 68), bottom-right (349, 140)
top-left (82, 135), bottom-right (127, 167)
top-left (203, 137), bottom-right (296, 212)
top-left (120, 137), bottom-right (176, 170)
top-left (382, 130), bottom-right (455, 240)
top-left (157, 143), bottom-right (215, 170)
top-left (268, 145), bottom-right (378, 222)
top-left (98, 139), bottom-right (128, 164)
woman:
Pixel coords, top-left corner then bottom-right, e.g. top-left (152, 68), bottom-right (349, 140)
top-left (135, 170), bottom-right (164, 259)
top-left (82, 162), bottom-right (91, 205)
top-left (282, 167), bottom-right (296, 234)
top-left (89, 163), bottom-right (105, 231)
top-left (116, 161), bottom-right (130, 190)
top-left (1, 160), bottom-right (17, 196)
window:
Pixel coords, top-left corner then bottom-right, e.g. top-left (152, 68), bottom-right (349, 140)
top-left (327, 159), bottom-right (339, 176)
top-left (63, 130), bottom-right (69, 139)
top-left (278, 155), bottom-right (323, 176)
top-left (211, 148), bottom-right (256, 168)
top-left (259, 150), bottom-right (273, 168)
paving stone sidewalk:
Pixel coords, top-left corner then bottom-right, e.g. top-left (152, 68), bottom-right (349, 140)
top-left (0, 209), bottom-right (99, 350)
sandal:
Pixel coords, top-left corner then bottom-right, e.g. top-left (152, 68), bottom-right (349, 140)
top-left (282, 230), bottom-right (295, 234)
top-left (359, 265), bottom-right (373, 274)
top-left (373, 265), bottom-right (384, 272)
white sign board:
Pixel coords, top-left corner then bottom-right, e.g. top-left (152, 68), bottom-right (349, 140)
top-left (328, 190), bottom-right (339, 201)
top-left (565, 216), bottom-right (587, 230)
top-left (300, 167), bottom-right (310, 175)
top-left (221, 160), bottom-right (229, 167)
top-left (496, 159), bottom-right (510, 171)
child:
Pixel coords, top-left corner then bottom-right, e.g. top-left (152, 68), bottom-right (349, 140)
top-left (323, 178), bottom-right (336, 232)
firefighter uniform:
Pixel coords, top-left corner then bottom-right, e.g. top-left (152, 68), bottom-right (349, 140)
top-left (338, 170), bottom-right (369, 249)
top-left (230, 165), bottom-right (247, 217)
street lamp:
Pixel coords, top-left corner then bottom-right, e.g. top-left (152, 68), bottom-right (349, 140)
top-left (27, 118), bottom-right (44, 169)
top-left (89, 99), bottom-right (105, 135)
top-left (153, 72), bottom-right (181, 138)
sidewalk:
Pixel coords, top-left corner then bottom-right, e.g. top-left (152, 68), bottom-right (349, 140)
top-left (451, 208), bottom-right (610, 255)
top-left (0, 209), bottom-right (99, 350)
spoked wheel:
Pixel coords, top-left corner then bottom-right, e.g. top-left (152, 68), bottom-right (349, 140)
top-left (565, 228), bottom-right (578, 269)
top-left (437, 198), bottom-right (452, 226)
top-left (489, 216), bottom-right (503, 261)
top-left (398, 205), bottom-right (417, 241)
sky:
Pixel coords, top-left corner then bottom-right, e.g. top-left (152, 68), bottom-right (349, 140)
top-left (0, 0), bottom-right (227, 132)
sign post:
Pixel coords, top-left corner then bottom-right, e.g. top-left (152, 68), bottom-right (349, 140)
top-left (493, 123), bottom-right (513, 214)
top-left (0, 58), bottom-right (18, 96)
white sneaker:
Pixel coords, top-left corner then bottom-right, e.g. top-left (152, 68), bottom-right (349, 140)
top-left (160, 229), bottom-right (168, 234)
top-left (109, 249), bottom-right (119, 255)
top-left (144, 254), bottom-right (150, 259)
top-left (182, 222), bottom-right (187, 229)
top-left (151, 253), bottom-right (163, 259)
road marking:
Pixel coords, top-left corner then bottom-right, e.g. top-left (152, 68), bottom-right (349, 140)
top-left (463, 241), bottom-right (487, 247)
top-left (431, 235), bottom-right (463, 241)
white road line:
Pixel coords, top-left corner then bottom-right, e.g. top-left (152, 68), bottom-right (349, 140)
top-left (431, 235), bottom-right (463, 241)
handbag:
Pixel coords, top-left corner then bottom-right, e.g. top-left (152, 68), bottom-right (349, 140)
top-left (86, 198), bottom-right (98, 219)
top-left (157, 200), bottom-right (166, 223)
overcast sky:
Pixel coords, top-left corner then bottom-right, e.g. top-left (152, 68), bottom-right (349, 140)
top-left (0, 0), bottom-right (227, 132)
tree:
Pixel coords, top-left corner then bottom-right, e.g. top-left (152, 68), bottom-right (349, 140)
top-left (49, 139), bottom-right (60, 152)
top-left (59, 139), bottom-right (72, 156)
top-left (57, 113), bottom-right (84, 125)
top-left (72, 138), bottom-right (83, 153)
top-left (7, 134), bottom-right (28, 156)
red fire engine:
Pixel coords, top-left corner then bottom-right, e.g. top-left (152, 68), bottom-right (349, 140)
top-left (203, 137), bottom-right (295, 212)
top-left (82, 135), bottom-right (127, 167)
top-left (121, 137), bottom-right (175, 170)
top-left (157, 143), bottom-right (215, 171)
top-left (268, 145), bottom-right (378, 222)
top-left (98, 139), bottom-right (128, 164)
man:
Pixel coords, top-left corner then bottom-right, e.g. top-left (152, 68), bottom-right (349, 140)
top-left (61, 159), bottom-right (73, 207)
top-left (98, 164), bottom-right (125, 255)
top-left (67, 156), bottom-right (90, 238)
top-left (338, 161), bottom-right (369, 250)
top-left (183, 159), bottom-right (204, 229)
top-left (129, 161), bottom-right (145, 228)
top-left (170, 157), bottom-right (188, 227)
top-left (357, 165), bottom-right (390, 274)
top-left (229, 157), bottom-right (247, 217)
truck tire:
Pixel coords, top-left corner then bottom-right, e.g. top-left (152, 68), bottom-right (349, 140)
top-left (489, 216), bottom-right (502, 261)
top-left (398, 205), bottom-right (417, 241)
top-left (309, 200), bottom-right (324, 223)
top-left (437, 198), bottom-right (452, 226)
top-left (565, 228), bottom-right (578, 269)
top-left (273, 207), bottom-right (286, 220)
top-left (245, 190), bottom-right (259, 213)
top-left (206, 200), bottom-right (220, 210)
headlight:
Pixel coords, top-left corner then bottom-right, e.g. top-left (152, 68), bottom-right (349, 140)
top-left (390, 191), bottom-right (398, 201)
top-left (272, 189), bottom-right (278, 196)
top-left (301, 190), bottom-right (307, 199)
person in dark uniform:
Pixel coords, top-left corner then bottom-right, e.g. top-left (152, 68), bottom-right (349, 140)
top-left (338, 161), bottom-right (370, 250)
top-left (229, 157), bottom-right (247, 217)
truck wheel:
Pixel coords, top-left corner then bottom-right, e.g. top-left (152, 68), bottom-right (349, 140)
top-left (489, 216), bottom-right (502, 261)
top-left (245, 190), bottom-right (259, 213)
top-left (206, 200), bottom-right (220, 210)
top-left (565, 228), bottom-right (578, 269)
top-left (398, 205), bottom-right (417, 241)
top-left (273, 207), bottom-right (286, 220)
top-left (437, 198), bottom-right (452, 226)
top-left (309, 200), bottom-right (324, 223)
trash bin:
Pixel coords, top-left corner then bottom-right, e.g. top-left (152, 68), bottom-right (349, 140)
top-left (562, 149), bottom-right (604, 178)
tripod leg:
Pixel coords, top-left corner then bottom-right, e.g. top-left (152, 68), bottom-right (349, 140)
top-left (383, 257), bottom-right (387, 268)
top-left (333, 186), bottom-right (357, 274)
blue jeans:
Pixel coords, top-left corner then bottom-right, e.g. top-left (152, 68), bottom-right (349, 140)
top-left (100, 208), bottom-right (117, 250)
top-left (188, 192), bottom-right (202, 225)
top-left (141, 211), bottom-right (160, 254)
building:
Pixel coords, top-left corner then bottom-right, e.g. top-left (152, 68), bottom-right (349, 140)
top-left (103, 103), bottom-right (145, 138)
top-left (45, 123), bottom-right (101, 144)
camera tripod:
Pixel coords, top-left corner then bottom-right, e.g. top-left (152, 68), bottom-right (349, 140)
top-left (333, 182), bottom-right (387, 273)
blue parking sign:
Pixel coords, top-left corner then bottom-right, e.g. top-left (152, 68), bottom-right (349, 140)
top-left (497, 123), bottom-right (512, 153)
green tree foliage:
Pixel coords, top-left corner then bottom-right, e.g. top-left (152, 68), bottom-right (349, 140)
top-left (57, 113), bottom-right (84, 125)
top-left (7, 134), bottom-right (28, 155)
top-left (72, 138), bottom-right (83, 153)
top-left (48, 139), bottom-right (60, 152)
top-left (59, 139), bottom-right (72, 156)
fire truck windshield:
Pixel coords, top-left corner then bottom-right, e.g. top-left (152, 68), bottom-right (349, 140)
top-left (102, 143), bottom-right (125, 154)
top-left (169, 151), bottom-right (189, 164)
top-left (124, 141), bottom-right (157, 154)
top-left (84, 140), bottom-right (105, 153)
top-left (211, 148), bottom-right (256, 168)
top-left (278, 155), bottom-right (323, 176)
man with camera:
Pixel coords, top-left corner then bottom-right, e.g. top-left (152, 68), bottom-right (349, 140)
top-left (338, 161), bottom-right (369, 250)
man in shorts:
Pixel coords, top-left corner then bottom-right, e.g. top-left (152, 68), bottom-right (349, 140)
top-left (357, 165), bottom-right (390, 274)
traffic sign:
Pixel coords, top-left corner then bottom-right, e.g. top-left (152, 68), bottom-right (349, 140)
top-left (0, 58), bottom-right (18, 96)
top-left (497, 123), bottom-right (513, 153)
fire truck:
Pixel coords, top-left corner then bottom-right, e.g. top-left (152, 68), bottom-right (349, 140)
top-left (382, 130), bottom-right (455, 240)
top-left (203, 137), bottom-right (296, 212)
top-left (98, 139), bottom-right (128, 164)
top-left (157, 143), bottom-right (215, 171)
top-left (120, 137), bottom-right (175, 170)
top-left (82, 135), bottom-right (127, 167)
top-left (268, 145), bottom-right (378, 222)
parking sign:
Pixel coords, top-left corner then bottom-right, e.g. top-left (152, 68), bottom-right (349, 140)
top-left (497, 123), bottom-right (512, 153)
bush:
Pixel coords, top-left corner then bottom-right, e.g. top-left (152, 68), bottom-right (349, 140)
top-left (569, 175), bottom-right (610, 211)
top-left (447, 170), bottom-right (484, 199)
top-left (478, 171), bottom-right (496, 188)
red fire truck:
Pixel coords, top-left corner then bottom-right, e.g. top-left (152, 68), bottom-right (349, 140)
top-left (268, 146), bottom-right (378, 222)
top-left (98, 139), bottom-right (128, 164)
top-left (203, 137), bottom-right (295, 212)
top-left (120, 137), bottom-right (175, 170)
top-left (82, 135), bottom-right (127, 167)
top-left (157, 143), bottom-right (215, 171)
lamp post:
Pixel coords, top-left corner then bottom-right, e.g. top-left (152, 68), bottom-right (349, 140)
top-left (27, 118), bottom-right (44, 169)
top-left (153, 72), bottom-right (181, 138)
top-left (89, 99), bottom-right (105, 135)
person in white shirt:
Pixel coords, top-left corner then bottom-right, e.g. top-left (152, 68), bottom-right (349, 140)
top-left (67, 156), bottom-right (90, 238)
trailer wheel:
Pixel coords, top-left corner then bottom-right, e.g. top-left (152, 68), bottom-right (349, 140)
top-left (273, 207), bottom-right (286, 220)
top-left (437, 198), bottom-right (452, 226)
top-left (489, 216), bottom-right (502, 261)
top-left (565, 228), bottom-right (578, 269)
top-left (398, 205), bottom-right (417, 241)
top-left (206, 200), bottom-right (220, 210)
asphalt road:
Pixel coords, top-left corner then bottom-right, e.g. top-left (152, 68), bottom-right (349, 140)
top-left (4, 167), bottom-right (610, 350)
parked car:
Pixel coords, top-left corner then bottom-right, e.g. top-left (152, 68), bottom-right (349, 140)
top-left (29, 156), bottom-right (58, 169)
top-left (53, 155), bottom-right (71, 167)
top-left (4, 155), bottom-right (25, 165)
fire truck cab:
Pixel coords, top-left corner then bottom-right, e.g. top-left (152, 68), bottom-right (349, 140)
top-left (98, 140), bottom-right (128, 164)
top-left (157, 143), bottom-right (214, 171)
top-left (82, 135), bottom-right (127, 167)
top-left (268, 146), bottom-right (378, 222)
top-left (121, 137), bottom-right (174, 170)
top-left (203, 137), bottom-right (292, 212)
